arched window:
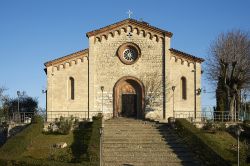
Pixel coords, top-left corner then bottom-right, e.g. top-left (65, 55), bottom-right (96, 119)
top-left (69, 77), bottom-right (75, 100)
top-left (181, 77), bottom-right (187, 100)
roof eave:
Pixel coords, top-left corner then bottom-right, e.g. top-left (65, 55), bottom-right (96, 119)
top-left (44, 48), bottom-right (89, 68)
top-left (86, 19), bottom-right (173, 38)
top-left (169, 48), bottom-right (204, 63)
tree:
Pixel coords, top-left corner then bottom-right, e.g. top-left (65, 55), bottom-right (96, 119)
top-left (140, 72), bottom-right (162, 108)
top-left (0, 87), bottom-right (7, 107)
top-left (5, 95), bottom-right (38, 113)
top-left (0, 87), bottom-right (9, 118)
top-left (206, 30), bottom-right (250, 119)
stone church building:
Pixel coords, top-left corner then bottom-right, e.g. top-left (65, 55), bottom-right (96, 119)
top-left (44, 19), bottom-right (204, 121)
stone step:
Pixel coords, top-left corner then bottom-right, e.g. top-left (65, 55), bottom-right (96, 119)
top-left (103, 155), bottom-right (195, 163)
top-left (103, 144), bottom-right (187, 152)
top-left (105, 124), bottom-right (156, 126)
top-left (103, 129), bottom-right (172, 133)
top-left (103, 132), bottom-right (166, 138)
top-left (102, 143), bottom-right (187, 149)
top-left (103, 133), bottom-right (177, 137)
top-left (103, 161), bottom-right (197, 166)
top-left (103, 137), bottom-right (184, 143)
top-left (103, 139), bottom-right (167, 144)
top-left (103, 148), bottom-right (192, 157)
top-left (103, 118), bottom-right (199, 166)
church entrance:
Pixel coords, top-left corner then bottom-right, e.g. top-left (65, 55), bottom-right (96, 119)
top-left (113, 76), bottom-right (145, 119)
top-left (122, 94), bottom-right (137, 117)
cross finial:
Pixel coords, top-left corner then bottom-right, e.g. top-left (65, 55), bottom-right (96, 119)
top-left (127, 10), bottom-right (133, 18)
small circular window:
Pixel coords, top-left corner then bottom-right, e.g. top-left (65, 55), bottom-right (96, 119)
top-left (117, 42), bottom-right (141, 65)
top-left (123, 48), bottom-right (138, 62)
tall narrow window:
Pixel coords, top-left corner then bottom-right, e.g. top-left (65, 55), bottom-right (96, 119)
top-left (181, 77), bottom-right (187, 100)
top-left (69, 77), bottom-right (75, 100)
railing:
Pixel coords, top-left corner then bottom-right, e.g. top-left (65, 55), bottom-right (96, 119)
top-left (46, 111), bottom-right (102, 122)
top-left (1, 112), bottom-right (35, 124)
top-left (174, 110), bottom-right (245, 122)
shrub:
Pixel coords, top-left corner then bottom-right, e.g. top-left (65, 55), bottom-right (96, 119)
top-left (56, 117), bottom-right (73, 135)
top-left (32, 115), bottom-right (43, 124)
top-left (45, 116), bottom-right (73, 135)
top-left (243, 120), bottom-right (250, 128)
top-left (214, 122), bottom-right (226, 131)
top-left (203, 120), bottom-right (216, 131)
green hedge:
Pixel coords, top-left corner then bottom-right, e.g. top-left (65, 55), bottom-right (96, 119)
top-left (175, 119), bottom-right (235, 166)
top-left (87, 115), bottom-right (102, 165)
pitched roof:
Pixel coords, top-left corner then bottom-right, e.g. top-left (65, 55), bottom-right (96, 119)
top-left (169, 48), bottom-right (204, 63)
top-left (86, 18), bottom-right (173, 38)
top-left (44, 49), bottom-right (88, 67)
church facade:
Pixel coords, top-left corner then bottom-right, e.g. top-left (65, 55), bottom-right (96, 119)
top-left (44, 19), bottom-right (204, 121)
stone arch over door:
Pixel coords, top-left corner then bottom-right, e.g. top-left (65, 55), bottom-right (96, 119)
top-left (113, 76), bottom-right (145, 118)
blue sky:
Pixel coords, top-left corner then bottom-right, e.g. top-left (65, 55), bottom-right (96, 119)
top-left (0, 0), bottom-right (249, 109)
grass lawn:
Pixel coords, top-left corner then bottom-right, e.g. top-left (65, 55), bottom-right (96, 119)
top-left (0, 116), bottom-right (101, 166)
top-left (202, 131), bottom-right (240, 163)
top-left (176, 119), bottom-right (250, 166)
top-left (21, 132), bottom-right (74, 162)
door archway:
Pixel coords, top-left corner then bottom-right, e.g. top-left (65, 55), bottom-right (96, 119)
top-left (113, 76), bottom-right (145, 118)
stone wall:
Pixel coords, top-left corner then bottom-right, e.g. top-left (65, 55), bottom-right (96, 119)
top-left (166, 55), bottom-right (202, 119)
top-left (46, 55), bottom-right (89, 121)
top-left (89, 26), bottom-right (168, 120)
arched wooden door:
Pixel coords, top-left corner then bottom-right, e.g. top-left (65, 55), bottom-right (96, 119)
top-left (113, 76), bottom-right (145, 118)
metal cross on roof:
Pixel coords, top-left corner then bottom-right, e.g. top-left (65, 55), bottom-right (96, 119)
top-left (127, 10), bottom-right (133, 18)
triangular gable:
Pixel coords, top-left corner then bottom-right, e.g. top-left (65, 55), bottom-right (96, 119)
top-left (86, 18), bottom-right (173, 38)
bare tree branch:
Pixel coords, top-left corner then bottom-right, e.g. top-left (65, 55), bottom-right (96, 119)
top-left (205, 30), bottom-right (250, 118)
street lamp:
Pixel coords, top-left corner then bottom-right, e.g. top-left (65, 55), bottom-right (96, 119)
top-left (235, 125), bottom-right (243, 166)
top-left (100, 86), bottom-right (104, 114)
top-left (100, 86), bottom-right (104, 166)
top-left (172, 86), bottom-right (176, 118)
top-left (17, 91), bottom-right (24, 123)
top-left (99, 126), bottom-right (103, 166)
top-left (192, 64), bottom-right (197, 119)
top-left (244, 94), bottom-right (247, 118)
top-left (196, 88), bottom-right (202, 95)
top-left (42, 89), bottom-right (47, 122)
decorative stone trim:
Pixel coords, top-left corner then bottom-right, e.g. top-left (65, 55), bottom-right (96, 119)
top-left (94, 26), bottom-right (164, 43)
top-left (170, 48), bottom-right (204, 63)
top-left (87, 18), bottom-right (172, 38)
top-left (44, 49), bottom-right (88, 67)
top-left (51, 56), bottom-right (88, 72)
top-left (91, 19), bottom-right (168, 43)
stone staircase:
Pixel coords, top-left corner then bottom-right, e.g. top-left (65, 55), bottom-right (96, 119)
top-left (102, 117), bottom-right (200, 166)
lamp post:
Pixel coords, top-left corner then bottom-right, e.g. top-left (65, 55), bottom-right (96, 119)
top-left (192, 63), bottom-right (197, 119)
top-left (172, 86), bottom-right (176, 118)
top-left (244, 93), bottom-right (247, 119)
top-left (42, 89), bottom-right (47, 122)
top-left (99, 125), bottom-right (103, 166)
top-left (100, 86), bottom-right (104, 114)
top-left (17, 91), bottom-right (20, 115)
top-left (17, 91), bottom-right (24, 123)
top-left (235, 125), bottom-right (243, 166)
top-left (99, 86), bottom-right (104, 166)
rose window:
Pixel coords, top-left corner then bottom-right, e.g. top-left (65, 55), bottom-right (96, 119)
top-left (117, 43), bottom-right (141, 65)
top-left (123, 48), bottom-right (137, 62)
